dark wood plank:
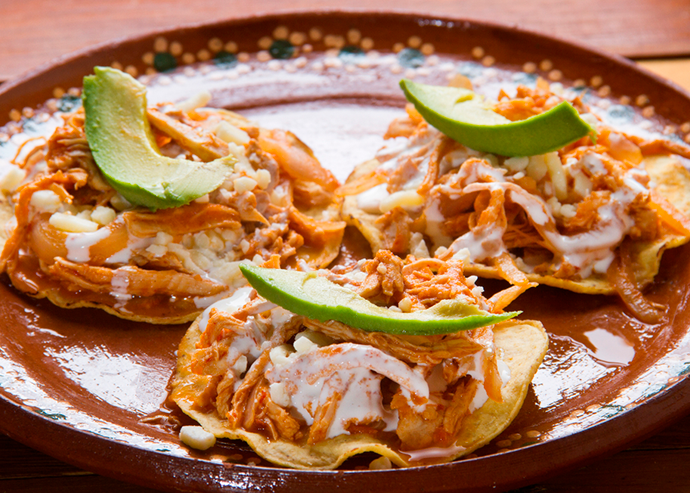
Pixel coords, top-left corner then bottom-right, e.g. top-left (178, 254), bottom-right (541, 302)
top-left (0, 475), bottom-right (162, 493)
top-left (1, 0), bottom-right (690, 82)
top-left (0, 434), bottom-right (160, 492)
top-left (2, 412), bottom-right (690, 492)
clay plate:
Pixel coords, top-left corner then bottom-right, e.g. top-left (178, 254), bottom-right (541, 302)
top-left (2, 11), bottom-right (690, 493)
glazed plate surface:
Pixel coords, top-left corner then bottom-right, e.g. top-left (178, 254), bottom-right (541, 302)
top-left (1, 11), bottom-right (690, 493)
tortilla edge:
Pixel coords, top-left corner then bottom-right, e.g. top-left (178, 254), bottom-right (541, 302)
top-left (171, 318), bottom-right (548, 470)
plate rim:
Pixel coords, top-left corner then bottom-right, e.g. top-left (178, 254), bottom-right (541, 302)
top-left (1, 9), bottom-right (690, 492)
top-left (2, 376), bottom-right (688, 492)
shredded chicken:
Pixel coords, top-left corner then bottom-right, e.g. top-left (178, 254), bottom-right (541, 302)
top-left (47, 258), bottom-right (227, 297)
top-left (0, 102), bottom-right (345, 322)
top-left (181, 254), bottom-right (511, 452)
top-left (343, 79), bottom-right (690, 322)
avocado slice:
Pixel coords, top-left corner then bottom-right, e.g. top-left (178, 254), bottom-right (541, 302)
top-left (239, 264), bottom-right (518, 335)
top-left (83, 67), bottom-right (236, 210)
top-left (400, 79), bottom-right (594, 157)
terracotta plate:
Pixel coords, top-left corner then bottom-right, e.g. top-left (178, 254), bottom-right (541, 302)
top-left (1, 11), bottom-right (690, 493)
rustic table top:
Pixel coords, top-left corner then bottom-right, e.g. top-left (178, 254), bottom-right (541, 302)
top-left (1, 1), bottom-right (689, 492)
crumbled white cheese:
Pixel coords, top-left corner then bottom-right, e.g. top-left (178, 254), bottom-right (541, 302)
top-left (549, 82), bottom-right (564, 95)
top-left (232, 355), bottom-right (248, 375)
top-left (504, 156), bottom-right (529, 173)
top-left (434, 246), bottom-right (448, 257)
top-left (295, 329), bottom-right (334, 348)
top-left (220, 228), bottom-right (241, 243)
top-left (233, 176), bottom-right (257, 193)
top-left (526, 155), bottom-right (548, 181)
top-left (110, 194), bottom-right (132, 211)
top-left (190, 249), bottom-right (212, 270)
top-left (572, 168), bottom-right (593, 199)
top-left (215, 120), bottom-right (250, 146)
top-left (269, 344), bottom-right (294, 367)
top-left (255, 169), bottom-right (271, 189)
top-left (76, 210), bottom-right (92, 221)
top-left (269, 381), bottom-right (291, 407)
top-left (90, 205), bottom-right (116, 225)
top-left (293, 336), bottom-right (318, 354)
top-left (546, 196), bottom-right (561, 216)
top-left (179, 425), bottom-right (216, 451)
top-left (369, 456), bottom-right (393, 470)
top-left (167, 243), bottom-right (206, 275)
top-left (409, 232), bottom-right (430, 259)
top-left (545, 152), bottom-right (567, 200)
top-left (451, 247), bottom-right (471, 263)
top-left (207, 232), bottom-right (225, 251)
top-left (226, 142), bottom-right (248, 163)
top-left (176, 90), bottom-right (212, 112)
top-left (193, 232), bottom-right (211, 249)
top-left (0, 167), bottom-right (26, 193)
top-left (154, 231), bottom-right (174, 245)
top-left (49, 212), bottom-right (99, 233)
top-left (146, 244), bottom-right (168, 257)
top-left (270, 187), bottom-right (288, 206)
top-left (212, 260), bottom-right (245, 286)
top-left (560, 204), bottom-right (577, 219)
top-left (30, 190), bottom-right (61, 212)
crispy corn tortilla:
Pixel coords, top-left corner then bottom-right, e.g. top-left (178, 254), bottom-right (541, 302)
top-left (0, 113), bottom-right (344, 325)
top-left (171, 318), bottom-right (548, 469)
top-left (343, 154), bottom-right (690, 295)
top-left (0, 202), bottom-right (342, 326)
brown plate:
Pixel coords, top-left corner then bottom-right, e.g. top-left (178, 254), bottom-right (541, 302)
top-left (1, 11), bottom-right (690, 493)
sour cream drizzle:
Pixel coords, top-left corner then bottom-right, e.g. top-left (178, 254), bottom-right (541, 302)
top-left (266, 342), bottom-right (429, 439)
top-left (64, 226), bottom-right (113, 263)
top-left (373, 136), bottom-right (650, 277)
top-left (198, 286), bottom-right (254, 332)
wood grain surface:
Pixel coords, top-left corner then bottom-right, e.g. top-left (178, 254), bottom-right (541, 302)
top-left (1, 1), bottom-right (690, 492)
top-left (2, 414), bottom-right (690, 492)
top-left (1, 0), bottom-right (690, 82)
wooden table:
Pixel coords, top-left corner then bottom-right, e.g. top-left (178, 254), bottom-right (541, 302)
top-left (1, 1), bottom-right (689, 492)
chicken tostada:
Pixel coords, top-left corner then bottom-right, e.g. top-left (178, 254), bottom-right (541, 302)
top-left (171, 252), bottom-right (548, 469)
top-left (0, 68), bottom-right (344, 323)
top-left (341, 78), bottom-right (690, 323)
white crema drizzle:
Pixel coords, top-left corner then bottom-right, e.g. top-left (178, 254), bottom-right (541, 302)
top-left (266, 342), bottom-right (429, 439)
top-left (371, 135), bottom-right (650, 278)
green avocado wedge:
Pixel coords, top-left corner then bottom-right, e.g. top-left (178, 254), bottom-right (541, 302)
top-left (239, 264), bottom-right (518, 336)
top-left (400, 79), bottom-right (594, 157)
top-left (83, 67), bottom-right (236, 210)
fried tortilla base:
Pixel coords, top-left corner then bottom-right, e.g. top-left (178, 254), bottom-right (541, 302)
top-left (343, 154), bottom-right (690, 295)
top-left (0, 198), bottom-right (342, 325)
top-left (171, 318), bottom-right (548, 469)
